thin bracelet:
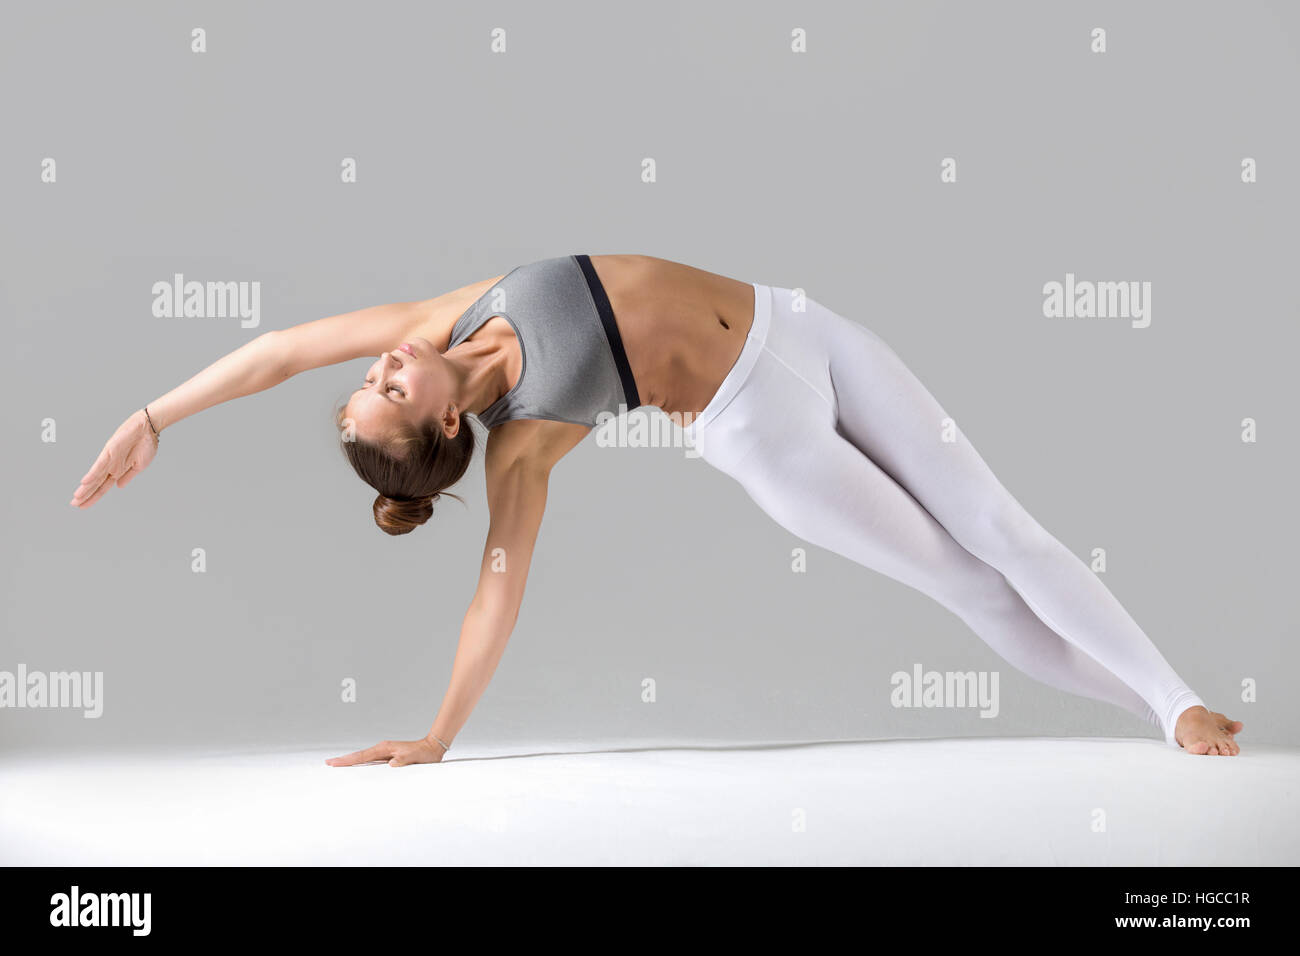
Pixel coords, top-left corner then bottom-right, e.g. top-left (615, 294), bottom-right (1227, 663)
top-left (430, 735), bottom-right (451, 753)
top-left (143, 406), bottom-right (161, 442)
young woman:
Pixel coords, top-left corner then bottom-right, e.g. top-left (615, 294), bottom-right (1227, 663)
top-left (69, 253), bottom-right (1243, 765)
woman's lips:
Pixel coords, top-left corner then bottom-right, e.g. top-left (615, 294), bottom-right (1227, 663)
top-left (397, 343), bottom-right (415, 356)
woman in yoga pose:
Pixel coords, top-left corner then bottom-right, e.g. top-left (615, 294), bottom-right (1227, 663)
top-left (69, 254), bottom-right (1243, 765)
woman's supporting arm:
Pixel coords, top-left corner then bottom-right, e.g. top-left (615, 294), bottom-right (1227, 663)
top-left (326, 424), bottom-right (588, 768)
top-left (425, 458), bottom-right (552, 750)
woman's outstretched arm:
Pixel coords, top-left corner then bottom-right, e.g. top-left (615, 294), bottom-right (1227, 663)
top-left (69, 299), bottom-right (435, 509)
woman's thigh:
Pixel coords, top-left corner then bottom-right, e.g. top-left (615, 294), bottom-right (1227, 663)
top-left (696, 346), bottom-right (1006, 609)
top-left (805, 298), bottom-right (1046, 564)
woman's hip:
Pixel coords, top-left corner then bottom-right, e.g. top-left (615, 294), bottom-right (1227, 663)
top-left (687, 284), bottom-right (848, 473)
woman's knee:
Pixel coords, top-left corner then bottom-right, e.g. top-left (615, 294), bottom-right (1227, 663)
top-left (950, 501), bottom-right (1055, 568)
top-left (924, 551), bottom-right (1023, 621)
top-left (742, 479), bottom-right (828, 546)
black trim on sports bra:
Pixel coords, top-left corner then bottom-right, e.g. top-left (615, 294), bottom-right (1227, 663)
top-left (575, 254), bottom-right (641, 410)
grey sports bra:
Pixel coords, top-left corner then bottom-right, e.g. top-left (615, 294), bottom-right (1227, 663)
top-left (447, 254), bottom-right (641, 428)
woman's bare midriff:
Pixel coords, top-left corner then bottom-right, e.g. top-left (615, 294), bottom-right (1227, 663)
top-left (585, 254), bottom-right (755, 422)
top-left (430, 254), bottom-right (756, 425)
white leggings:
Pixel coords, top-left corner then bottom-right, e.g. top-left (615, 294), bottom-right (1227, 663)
top-left (686, 284), bottom-right (1204, 745)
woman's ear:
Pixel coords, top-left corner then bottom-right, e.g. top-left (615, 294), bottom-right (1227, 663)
top-left (441, 403), bottom-right (460, 439)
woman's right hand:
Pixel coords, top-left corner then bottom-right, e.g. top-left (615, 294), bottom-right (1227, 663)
top-left (70, 409), bottom-right (159, 509)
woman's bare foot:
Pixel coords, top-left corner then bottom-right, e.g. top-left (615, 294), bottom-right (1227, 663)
top-left (1174, 705), bottom-right (1243, 755)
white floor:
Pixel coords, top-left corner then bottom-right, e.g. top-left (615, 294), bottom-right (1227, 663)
top-left (2, 737), bottom-right (1296, 866)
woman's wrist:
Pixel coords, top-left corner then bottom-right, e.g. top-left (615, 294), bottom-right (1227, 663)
top-left (143, 396), bottom-right (174, 433)
top-left (142, 405), bottom-right (162, 442)
top-left (426, 732), bottom-right (452, 754)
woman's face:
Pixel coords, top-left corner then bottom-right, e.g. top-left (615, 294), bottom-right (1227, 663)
top-left (344, 338), bottom-right (453, 440)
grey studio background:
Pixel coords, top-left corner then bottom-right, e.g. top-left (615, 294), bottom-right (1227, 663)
top-left (1, 1), bottom-right (1296, 755)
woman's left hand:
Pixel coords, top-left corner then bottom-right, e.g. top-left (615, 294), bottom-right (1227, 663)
top-left (326, 737), bottom-right (446, 768)
top-left (70, 409), bottom-right (159, 509)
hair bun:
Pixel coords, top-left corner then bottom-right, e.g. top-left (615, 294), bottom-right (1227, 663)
top-left (373, 493), bottom-right (436, 536)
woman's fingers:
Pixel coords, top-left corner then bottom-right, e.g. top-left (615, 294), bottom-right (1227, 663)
top-left (72, 437), bottom-right (154, 505)
top-left (326, 739), bottom-right (441, 768)
top-left (73, 474), bottom-right (115, 509)
top-left (72, 441), bottom-right (128, 506)
top-left (81, 445), bottom-right (111, 483)
top-left (325, 741), bottom-right (395, 767)
top-left (71, 448), bottom-right (113, 504)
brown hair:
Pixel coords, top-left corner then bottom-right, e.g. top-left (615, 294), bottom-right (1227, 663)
top-left (335, 402), bottom-right (477, 535)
